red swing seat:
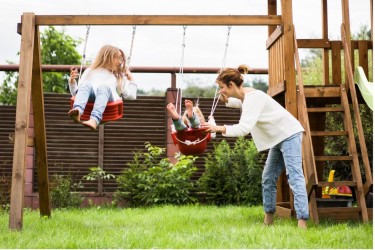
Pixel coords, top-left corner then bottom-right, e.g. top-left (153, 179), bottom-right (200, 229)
top-left (70, 96), bottom-right (123, 123)
top-left (171, 127), bottom-right (211, 155)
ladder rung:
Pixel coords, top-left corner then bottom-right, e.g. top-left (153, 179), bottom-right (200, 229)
top-left (307, 107), bottom-right (345, 112)
top-left (304, 86), bottom-right (341, 98)
top-left (315, 155), bottom-right (353, 161)
top-left (318, 181), bottom-right (357, 187)
top-left (317, 207), bottom-right (361, 213)
top-left (311, 131), bottom-right (348, 136)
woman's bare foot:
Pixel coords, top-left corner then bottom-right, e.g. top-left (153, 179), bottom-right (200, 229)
top-left (264, 212), bottom-right (274, 225)
top-left (166, 103), bottom-right (180, 120)
top-left (185, 99), bottom-right (193, 119)
top-left (298, 219), bottom-right (307, 230)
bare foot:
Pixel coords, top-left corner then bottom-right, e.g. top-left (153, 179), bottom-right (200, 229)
top-left (81, 119), bottom-right (97, 131)
top-left (166, 103), bottom-right (180, 120)
top-left (264, 212), bottom-right (274, 225)
top-left (185, 99), bottom-right (193, 119)
top-left (68, 109), bottom-right (81, 123)
top-left (298, 219), bottom-right (307, 230)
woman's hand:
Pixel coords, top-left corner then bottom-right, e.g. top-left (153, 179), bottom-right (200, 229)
top-left (69, 67), bottom-right (78, 84)
top-left (219, 94), bottom-right (229, 103)
top-left (202, 122), bottom-right (225, 134)
top-left (201, 122), bottom-right (214, 133)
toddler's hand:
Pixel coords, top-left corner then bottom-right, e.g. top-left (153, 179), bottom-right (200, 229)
top-left (125, 67), bottom-right (134, 81)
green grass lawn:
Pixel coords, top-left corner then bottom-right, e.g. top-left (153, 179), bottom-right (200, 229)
top-left (0, 205), bottom-right (373, 249)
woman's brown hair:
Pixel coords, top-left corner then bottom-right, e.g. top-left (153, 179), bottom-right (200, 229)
top-left (216, 64), bottom-right (250, 87)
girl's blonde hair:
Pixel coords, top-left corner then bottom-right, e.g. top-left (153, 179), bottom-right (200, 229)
top-left (91, 45), bottom-right (126, 91)
top-left (216, 64), bottom-right (250, 87)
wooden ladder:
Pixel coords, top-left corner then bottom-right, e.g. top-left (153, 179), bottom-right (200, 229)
top-left (306, 86), bottom-right (369, 223)
top-left (293, 27), bottom-right (369, 223)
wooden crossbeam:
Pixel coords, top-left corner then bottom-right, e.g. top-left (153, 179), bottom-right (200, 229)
top-left (32, 14), bottom-right (282, 26)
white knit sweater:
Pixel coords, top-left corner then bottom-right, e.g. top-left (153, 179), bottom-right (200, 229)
top-left (69, 68), bottom-right (137, 101)
top-left (223, 90), bottom-right (304, 152)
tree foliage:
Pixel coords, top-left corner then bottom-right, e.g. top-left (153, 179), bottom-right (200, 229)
top-left (251, 77), bottom-right (268, 92)
top-left (0, 26), bottom-right (81, 105)
top-left (182, 77), bottom-right (217, 98)
top-left (40, 26), bottom-right (82, 93)
top-left (0, 69), bottom-right (18, 105)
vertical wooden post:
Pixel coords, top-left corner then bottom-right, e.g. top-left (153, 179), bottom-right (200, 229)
top-left (281, 0), bottom-right (297, 117)
top-left (312, 0), bottom-right (328, 199)
top-left (268, 0), bottom-right (277, 36)
top-left (31, 25), bottom-right (51, 217)
top-left (166, 73), bottom-right (179, 162)
top-left (165, 88), bottom-right (180, 163)
top-left (98, 125), bottom-right (104, 194)
top-left (322, 0), bottom-right (329, 85)
top-left (341, 0), bottom-right (351, 53)
top-left (171, 73), bottom-right (176, 89)
top-left (341, 0), bottom-right (352, 85)
top-left (371, 0), bottom-right (373, 41)
top-left (280, 0), bottom-right (297, 215)
top-left (268, 0), bottom-right (283, 204)
top-left (9, 13), bottom-right (35, 231)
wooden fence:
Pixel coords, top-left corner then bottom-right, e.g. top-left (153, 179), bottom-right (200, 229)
top-left (1, 93), bottom-right (260, 205)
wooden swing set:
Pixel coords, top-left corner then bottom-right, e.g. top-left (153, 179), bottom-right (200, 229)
top-left (9, 0), bottom-right (373, 231)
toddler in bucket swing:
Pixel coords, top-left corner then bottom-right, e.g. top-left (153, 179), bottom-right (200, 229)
top-left (166, 100), bottom-right (216, 139)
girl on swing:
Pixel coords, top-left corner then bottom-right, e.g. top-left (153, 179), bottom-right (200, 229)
top-left (68, 44), bottom-right (137, 130)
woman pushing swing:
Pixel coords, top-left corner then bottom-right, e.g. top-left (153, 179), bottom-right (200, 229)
top-left (202, 64), bottom-right (309, 229)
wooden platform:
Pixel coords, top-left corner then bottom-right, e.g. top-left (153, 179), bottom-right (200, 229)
top-left (276, 203), bottom-right (373, 222)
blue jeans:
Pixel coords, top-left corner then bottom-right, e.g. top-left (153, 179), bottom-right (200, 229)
top-left (173, 113), bottom-right (201, 131)
top-left (262, 132), bottom-right (309, 220)
top-left (73, 82), bottom-right (114, 125)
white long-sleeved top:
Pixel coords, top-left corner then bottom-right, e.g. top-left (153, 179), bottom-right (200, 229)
top-left (223, 90), bottom-right (304, 152)
top-left (68, 68), bottom-right (137, 101)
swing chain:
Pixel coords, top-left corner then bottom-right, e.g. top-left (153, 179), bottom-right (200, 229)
top-left (176, 25), bottom-right (187, 115)
top-left (210, 25), bottom-right (232, 117)
top-left (221, 25), bottom-right (232, 71)
top-left (179, 25), bottom-right (187, 75)
top-left (79, 25), bottom-right (91, 83)
top-left (127, 25), bottom-right (137, 68)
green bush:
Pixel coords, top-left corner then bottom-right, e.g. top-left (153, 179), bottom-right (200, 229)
top-left (50, 175), bottom-right (83, 209)
top-left (198, 137), bottom-right (264, 206)
top-left (115, 142), bottom-right (198, 207)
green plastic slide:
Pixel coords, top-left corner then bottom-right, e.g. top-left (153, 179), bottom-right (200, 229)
top-left (354, 66), bottom-right (373, 110)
